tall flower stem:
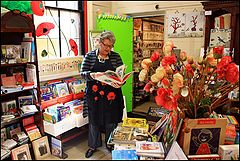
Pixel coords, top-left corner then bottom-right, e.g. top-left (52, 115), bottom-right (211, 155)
top-left (47, 35), bottom-right (57, 57)
top-left (48, 9), bottom-right (70, 53)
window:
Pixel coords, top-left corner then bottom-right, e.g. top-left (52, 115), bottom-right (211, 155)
top-left (34, 1), bottom-right (83, 60)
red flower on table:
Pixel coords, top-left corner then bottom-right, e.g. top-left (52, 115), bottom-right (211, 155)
top-left (69, 39), bottom-right (78, 56)
top-left (155, 88), bottom-right (177, 111)
top-left (213, 46), bottom-right (224, 59)
top-left (92, 85), bottom-right (98, 92)
top-left (107, 92), bottom-right (116, 101)
top-left (99, 91), bottom-right (104, 96)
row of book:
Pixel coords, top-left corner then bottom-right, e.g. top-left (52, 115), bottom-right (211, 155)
top-left (43, 99), bottom-right (83, 124)
top-left (40, 78), bottom-right (86, 101)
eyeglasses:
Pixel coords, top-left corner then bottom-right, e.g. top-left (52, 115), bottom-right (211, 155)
top-left (102, 42), bottom-right (114, 49)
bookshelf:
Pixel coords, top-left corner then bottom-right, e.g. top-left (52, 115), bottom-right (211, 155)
top-left (1, 11), bottom-right (43, 158)
top-left (133, 18), bottom-right (164, 109)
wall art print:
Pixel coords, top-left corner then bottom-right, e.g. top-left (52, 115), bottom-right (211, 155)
top-left (185, 11), bottom-right (204, 37)
top-left (209, 29), bottom-right (231, 48)
top-left (167, 13), bottom-right (186, 38)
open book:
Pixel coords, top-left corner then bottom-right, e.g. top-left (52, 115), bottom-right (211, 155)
top-left (94, 64), bottom-right (133, 85)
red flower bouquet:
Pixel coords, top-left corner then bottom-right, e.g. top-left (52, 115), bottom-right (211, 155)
top-left (139, 41), bottom-right (239, 119)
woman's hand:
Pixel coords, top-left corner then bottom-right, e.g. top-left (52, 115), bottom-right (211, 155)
top-left (111, 82), bottom-right (122, 88)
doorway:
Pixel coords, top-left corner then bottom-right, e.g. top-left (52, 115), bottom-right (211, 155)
top-left (132, 16), bottom-right (164, 116)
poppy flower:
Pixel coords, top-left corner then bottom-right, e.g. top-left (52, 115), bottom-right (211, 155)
top-left (99, 91), bottom-right (104, 96)
top-left (36, 22), bottom-right (55, 37)
top-left (107, 92), bottom-right (116, 100)
top-left (94, 96), bottom-right (98, 101)
top-left (69, 39), bottom-right (78, 56)
top-left (36, 22), bottom-right (57, 56)
top-left (92, 85), bottom-right (98, 92)
top-left (31, 1), bottom-right (45, 16)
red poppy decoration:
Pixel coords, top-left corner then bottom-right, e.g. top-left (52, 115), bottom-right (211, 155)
top-left (94, 96), bottom-right (98, 101)
top-left (99, 91), bottom-right (105, 96)
top-left (107, 92), bottom-right (116, 101)
top-left (92, 85), bottom-right (98, 92)
top-left (69, 39), bottom-right (78, 56)
top-left (36, 22), bottom-right (55, 37)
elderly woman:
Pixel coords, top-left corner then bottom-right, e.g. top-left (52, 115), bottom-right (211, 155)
top-left (80, 31), bottom-right (124, 158)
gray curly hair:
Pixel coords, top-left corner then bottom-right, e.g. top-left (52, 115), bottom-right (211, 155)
top-left (99, 30), bottom-right (116, 44)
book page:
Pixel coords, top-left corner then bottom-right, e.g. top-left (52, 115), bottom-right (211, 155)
top-left (115, 64), bottom-right (126, 79)
top-left (105, 70), bottom-right (121, 82)
top-left (94, 75), bottom-right (122, 85)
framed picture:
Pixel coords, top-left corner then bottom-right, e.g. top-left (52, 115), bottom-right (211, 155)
top-left (180, 118), bottom-right (227, 155)
top-left (11, 143), bottom-right (32, 160)
top-left (89, 30), bottom-right (103, 51)
top-left (209, 29), bottom-right (231, 48)
top-left (32, 136), bottom-right (51, 160)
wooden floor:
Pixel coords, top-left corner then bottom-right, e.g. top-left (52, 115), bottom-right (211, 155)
top-left (44, 129), bottom-right (112, 160)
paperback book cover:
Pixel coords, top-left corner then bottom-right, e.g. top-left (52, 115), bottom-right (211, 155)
top-left (122, 118), bottom-right (149, 130)
top-left (51, 137), bottom-right (62, 158)
top-left (18, 95), bottom-right (33, 108)
top-left (112, 149), bottom-right (138, 160)
top-left (136, 141), bottom-right (164, 154)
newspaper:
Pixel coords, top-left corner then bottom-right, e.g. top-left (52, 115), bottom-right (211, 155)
top-left (94, 64), bottom-right (133, 85)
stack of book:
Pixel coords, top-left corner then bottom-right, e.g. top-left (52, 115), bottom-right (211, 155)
top-left (136, 141), bottom-right (165, 159)
top-left (12, 131), bottom-right (29, 145)
top-left (107, 123), bottom-right (149, 146)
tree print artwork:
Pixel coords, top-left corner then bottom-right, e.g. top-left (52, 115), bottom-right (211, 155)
top-left (171, 17), bottom-right (182, 33)
top-left (185, 11), bottom-right (204, 37)
top-left (167, 13), bottom-right (185, 38)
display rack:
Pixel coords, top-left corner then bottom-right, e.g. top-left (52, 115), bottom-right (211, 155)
top-left (1, 11), bottom-right (43, 160)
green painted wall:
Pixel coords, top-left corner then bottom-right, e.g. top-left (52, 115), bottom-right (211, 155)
top-left (96, 18), bottom-right (133, 112)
